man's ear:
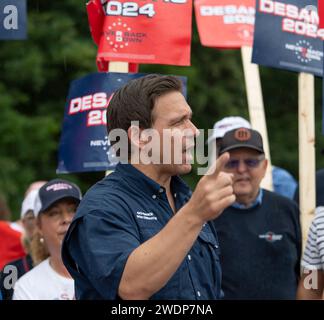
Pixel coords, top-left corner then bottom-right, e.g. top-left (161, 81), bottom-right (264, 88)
top-left (128, 125), bottom-right (147, 151)
top-left (262, 158), bottom-right (268, 177)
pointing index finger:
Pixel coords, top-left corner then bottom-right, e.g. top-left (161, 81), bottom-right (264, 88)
top-left (205, 152), bottom-right (230, 177)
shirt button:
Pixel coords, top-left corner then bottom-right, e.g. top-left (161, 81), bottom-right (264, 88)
top-left (214, 244), bottom-right (219, 249)
top-left (159, 188), bottom-right (164, 193)
top-left (174, 193), bottom-right (177, 198)
top-left (152, 195), bottom-right (157, 199)
top-left (187, 254), bottom-right (191, 261)
top-left (197, 291), bottom-right (201, 297)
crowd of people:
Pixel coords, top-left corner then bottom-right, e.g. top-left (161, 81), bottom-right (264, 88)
top-left (1, 75), bottom-right (323, 300)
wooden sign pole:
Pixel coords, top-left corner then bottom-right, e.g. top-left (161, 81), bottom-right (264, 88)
top-left (241, 46), bottom-right (273, 191)
top-left (108, 61), bottom-right (129, 73)
top-left (298, 72), bottom-right (316, 247)
top-left (105, 61), bottom-right (129, 176)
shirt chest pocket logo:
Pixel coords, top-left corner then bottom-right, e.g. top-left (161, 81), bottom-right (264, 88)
top-left (135, 211), bottom-right (160, 241)
top-left (136, 211), bottom-right (158, 221)
top-left (258, 231), bottom-right (283, 243)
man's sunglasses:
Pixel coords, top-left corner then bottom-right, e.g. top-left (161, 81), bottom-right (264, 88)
top-left (225, 155), bottom-right (265, 169)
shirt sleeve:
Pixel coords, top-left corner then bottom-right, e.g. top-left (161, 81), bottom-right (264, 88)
top-left (301, 208), bottom-right (323, 271)
top-left (64, 204), bottom-right (141, 300)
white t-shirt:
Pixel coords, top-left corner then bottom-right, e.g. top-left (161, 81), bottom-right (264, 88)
top-left (13, 258), bottom-right (74, 300)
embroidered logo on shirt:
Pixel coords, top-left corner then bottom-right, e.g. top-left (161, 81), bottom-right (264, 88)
top-left (258, 231), bottom-right (283, 242)
top-left (136, 211), bottom-right (157, 221)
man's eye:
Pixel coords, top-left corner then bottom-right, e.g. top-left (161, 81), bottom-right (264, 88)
top-left (225, 161), bottom-right (235, 169)
top-left (173, 117), bottom-right (187, 126)
top-left (174, 120), bottom-right (183, 125)
top-left (245, 159), bottom-right (259, 167)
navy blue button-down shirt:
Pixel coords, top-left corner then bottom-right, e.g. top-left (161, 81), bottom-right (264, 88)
top-left (62, 163), bottom-right (222, 300)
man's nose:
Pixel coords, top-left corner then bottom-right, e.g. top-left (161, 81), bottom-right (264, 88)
top-left (187, 120), bottom-right (200, 137)
top-left (237, 160), bottom-right (248, 173)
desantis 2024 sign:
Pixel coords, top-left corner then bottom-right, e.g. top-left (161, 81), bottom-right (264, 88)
top-left (87, 0), bottom-right (192, 67)
top-left (194, 0), bottom-right (255, 48)
top-left (57, 72), bottom-right (146, 174)
top-left (252, 0), bottom-right (323, 76)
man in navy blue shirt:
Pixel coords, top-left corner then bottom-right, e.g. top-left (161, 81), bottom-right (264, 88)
top-left (62, 74), bottom-right (235, 300)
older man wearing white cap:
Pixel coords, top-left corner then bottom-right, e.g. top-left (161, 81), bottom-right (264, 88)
top-left (208, 116), bottom-right (297, 199)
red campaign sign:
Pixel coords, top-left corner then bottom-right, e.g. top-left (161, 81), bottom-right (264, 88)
top-left (194, 0), bottom-right (255, 48)
top-left (87, 0), bottom-right (104, 46)
top-left (88, 0), bottom-right (192, 67)
top-left (319, 0), bottom-right (324, 28)
top-left (87, 0), bottom-right (139, 72)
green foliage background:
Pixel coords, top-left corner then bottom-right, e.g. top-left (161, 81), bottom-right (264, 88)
top-left (0, 1), bottom-right (323, 219)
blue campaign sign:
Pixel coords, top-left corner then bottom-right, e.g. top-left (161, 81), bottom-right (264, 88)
top-left (57, 72), bottom-right (187, 174)
top-left (0, 0), bottom-right (27, 40)
top-left (252, 0), bottom-right (323, 76)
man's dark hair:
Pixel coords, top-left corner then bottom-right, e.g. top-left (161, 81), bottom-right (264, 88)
top-left (106, 74), bottom-right (182, 156)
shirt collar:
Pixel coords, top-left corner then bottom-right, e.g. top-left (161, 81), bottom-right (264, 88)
top-left (115, 163), bottom-right (191, 198)
top-left (231, 188), bottom-right (263, 210)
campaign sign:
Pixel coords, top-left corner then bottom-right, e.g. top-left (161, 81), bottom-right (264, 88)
top-left (194, 0), bottom-right (255, 48)
top-left (57, 72), bottom-right (187, 174)
top-left (86, 0), bottom-right (105, 46)
top-left (319, 0), bottom-right (324, 28)
top-left (86, 0), bottom-right (138, 71)
top-left (87, 0), bottom-right (192, 67)
top-left (252, 0), bottom-right (323, 76)
top-left (0, 0), bottom-right (27, 40)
